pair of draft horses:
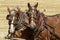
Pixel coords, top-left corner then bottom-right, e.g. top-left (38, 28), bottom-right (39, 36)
top-left (5, 3), bottom-right (60, 40)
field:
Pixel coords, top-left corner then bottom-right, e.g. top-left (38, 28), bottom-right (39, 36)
top-left (0, 0), bottom-right (60, 40)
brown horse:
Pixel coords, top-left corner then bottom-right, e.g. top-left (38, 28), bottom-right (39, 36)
top-left (5, 7), bottom-right (23, 39)
top-left (5, 7), bottom-right (34, 40)
top-left (38, 14), bottom-right (60, 40)
top-left (26, 2), bottom-right (60, 40)
top-left (45, 14), bottom-right (60, 40)
top-left (26, 2), bottom-right (49, 40)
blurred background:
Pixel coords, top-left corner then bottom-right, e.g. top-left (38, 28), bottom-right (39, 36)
top-left (0, 0), bottom-right (60, 40)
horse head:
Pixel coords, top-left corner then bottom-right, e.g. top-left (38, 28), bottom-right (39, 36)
top-left (6, 7), bottom-right (21, 34)
top-left (26, 2), bottom-right (39, 29)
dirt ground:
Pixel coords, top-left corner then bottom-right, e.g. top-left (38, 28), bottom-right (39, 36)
top-left (0, 0), bottom-right (60, 40)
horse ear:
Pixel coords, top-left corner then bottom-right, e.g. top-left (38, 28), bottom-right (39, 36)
top-left (34, 2), bottom-right (38, 8)
top-left (17, 7), bottom-right (20, 15)
top-left (7, 7), bottom-right (10, 13)
top-left (28, 3), bottom-right (31, 9)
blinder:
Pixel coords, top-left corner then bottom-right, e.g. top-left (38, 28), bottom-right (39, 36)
top-left (6, 14), bottom-right (10, 20)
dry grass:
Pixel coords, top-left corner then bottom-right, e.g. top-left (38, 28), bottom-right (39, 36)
top-left (0, 0), bottom-right (60, 40)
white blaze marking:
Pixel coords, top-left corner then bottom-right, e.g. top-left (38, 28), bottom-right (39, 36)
top-left (30, 14), bottom-right (36, 29)
top-left (32, 10), bottom-right (34, 12)
top-left (32, 7), bottom-right (35, 12)
top-left (10, 16), bottom-right (15, 33)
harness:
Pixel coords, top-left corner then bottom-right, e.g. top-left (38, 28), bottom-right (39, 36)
top-left (34, 12), bottom-right (45, 37)
top-left (37, 12), bottom-right (45, 29)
